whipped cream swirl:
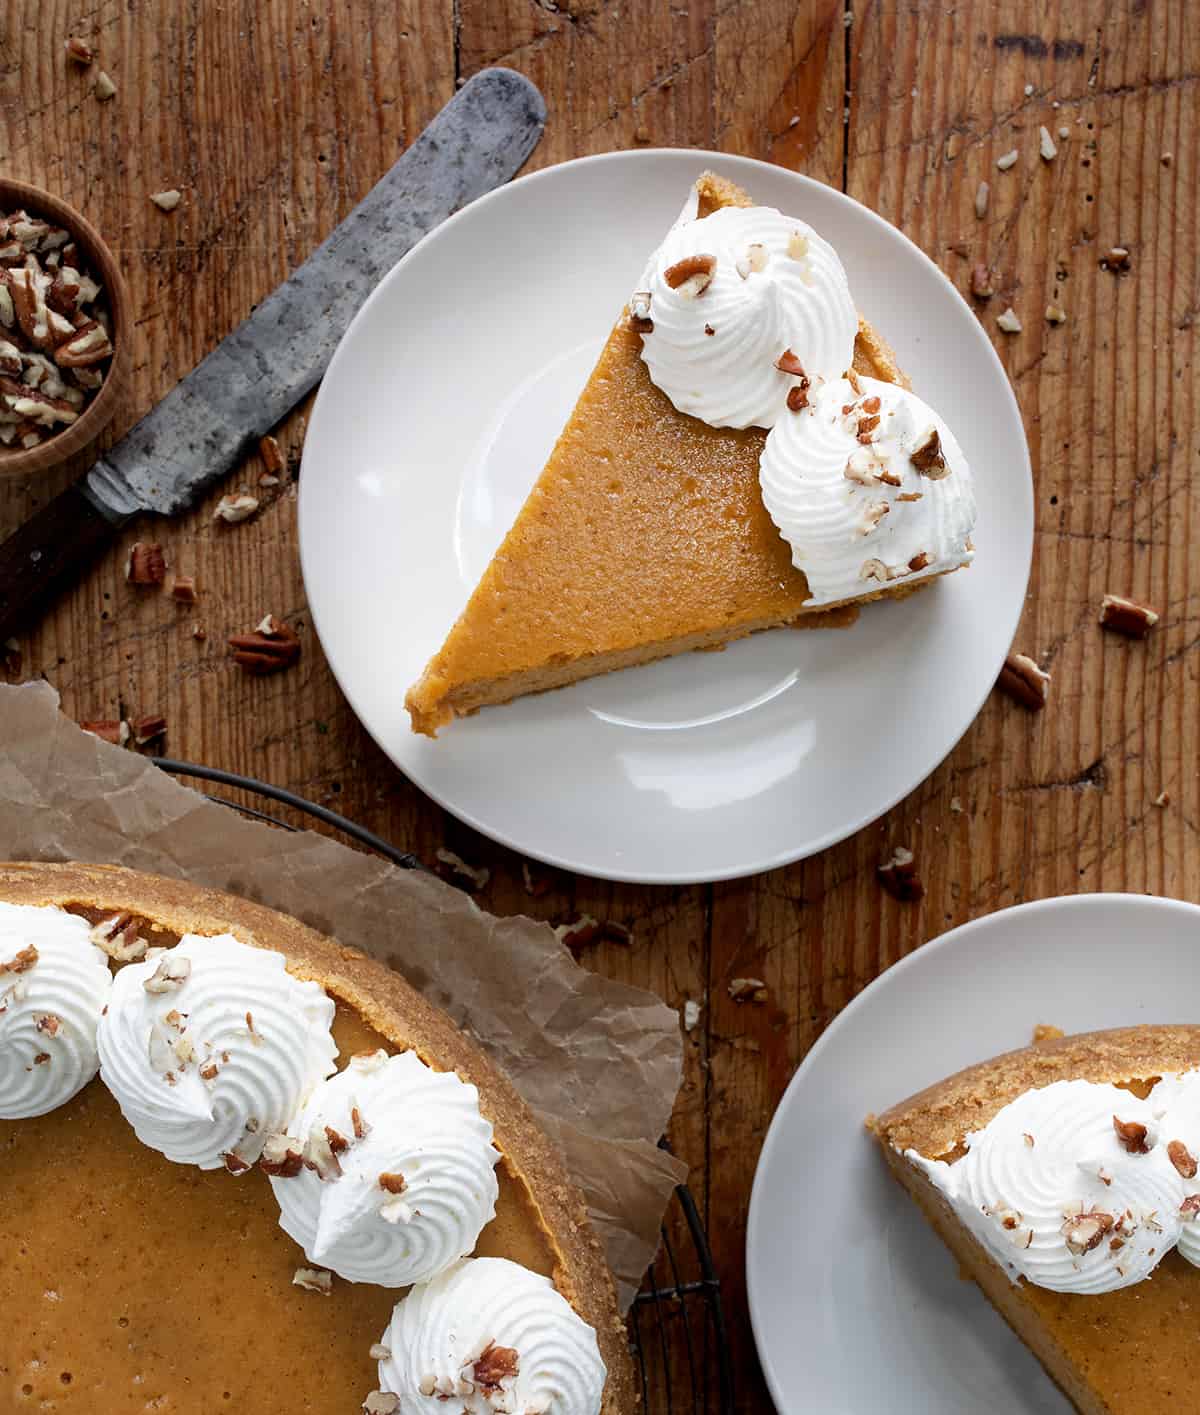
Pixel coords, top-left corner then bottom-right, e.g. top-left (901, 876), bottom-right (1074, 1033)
top-left (910, 1073), bottom-right (1200, 1294)
top-left (378, 1256), bottom-right (606, 1415)
top-left (759, 374), bottom-right (975, 606)
top-left (635, 190), bottom-right (858, 429)
top-left (97, 934), bottom-right (337, 1170)
top-left (0, 902), bottom-right (112, 1119)
top-left (270, 1048), bottom-right (500, 1287)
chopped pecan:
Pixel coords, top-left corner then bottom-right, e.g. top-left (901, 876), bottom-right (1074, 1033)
top-left (292, 1267), bottom-right (332, 1295)
top-left (0, 944), bottom-right (38, 975)
top-left (1168, 1140), bottom-right (1198, 1179)
top-left (171, 574), bottom-right (198, 604)
top-left (80, 718), bottom-right (130, 747)
top-left (970, 263), bottom-right (995, 301)
top-left (1099, 593), bottom-right (1158, 639)
top-left (433, 848), bottom-right (490, 893)
top-left (877, 846), bottom-right (923, 901)
top-left (131, 714), bottom-right (166, 747)
top-left (1061, 1208), bottom-right (1114, 1255)
top-left (774, 348), bottom-right (808, 379)
top-left (473, 1343), bottom-right (520, 1393)
top-left (65, 36), bottom-right (96, 64)
top-left (228, 619), bottom-right (301, 675)
top-left (996, 652), bottom-right (1050, 711)
top-left (125, 542), bottom-right (167, 586)
top-left (786, 384), bottom-right (809, 413)
top-left (213, 493), bottom-right (260, 524)
top-left (143, 955), bottom-right (191, 995)
top-left (727, 977), bottom-right (767, 1003)
top-left (361, 1395), bottom-right (400, 1415)
top-left (259, 1133), bottom-right (304, 1178)
top-left (910, 428), bottom-right (949, 478)
top-left (1112, 1116), bottom-right (1150, 1154)
top-left (662, 253), bottom-right (716, 296)
top-left (378, 1171), bottom-right (407, 1194)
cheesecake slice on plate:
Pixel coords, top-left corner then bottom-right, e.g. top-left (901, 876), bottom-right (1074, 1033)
top-left (405, 171), bottom-right (977, 736)
top-left (872, 1025), bottom-right (1200, 1415)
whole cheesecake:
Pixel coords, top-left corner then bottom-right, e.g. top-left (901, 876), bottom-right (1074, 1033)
top-left (0, 861), bottom-right (633, 1414)
top-left (872, 1025), bottom-right (1200, 1415)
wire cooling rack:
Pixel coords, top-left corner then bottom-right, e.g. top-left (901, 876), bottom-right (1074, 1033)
top-left (152, 758), bottom-right (735, 1414)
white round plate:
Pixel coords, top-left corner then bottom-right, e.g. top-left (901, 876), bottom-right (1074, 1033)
top-left (747, 894), bottom-right (1200, 1414)
top-left (299, 150), bottom-right (1033, 883)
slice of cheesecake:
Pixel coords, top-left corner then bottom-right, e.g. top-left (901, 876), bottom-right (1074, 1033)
top-left (872, 1026), bottom-right (1200, 1415)
top-left (404, 173), bottom-right (914, 738)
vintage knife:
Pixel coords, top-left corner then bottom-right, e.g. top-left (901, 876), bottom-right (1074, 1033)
top-left (0, 68), bottom-right (545, 640)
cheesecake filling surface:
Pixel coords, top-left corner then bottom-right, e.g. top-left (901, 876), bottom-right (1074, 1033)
top-left (0, 901), bottom-right (111, 1118)
top-left (908, 1072), bottom-right (1200, 1293)
top-left (97, 932), bottom-right (339, 1170)
top-left (377, 1256), bottom-right (607, 1415)
top-left (759, 375), bottom-right (976, 605)
top-left (635, 192), bottom-right (858, 430)
top-left (270, 1046), bottom-right (502, 1287)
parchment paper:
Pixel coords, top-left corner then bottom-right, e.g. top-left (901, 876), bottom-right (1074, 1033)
top-left (0, 682), bottom-right (686, 1308)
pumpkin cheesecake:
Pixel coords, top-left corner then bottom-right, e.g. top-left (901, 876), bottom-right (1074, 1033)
top-left (0, 861), bottom-right (631, 1415)
top-left (872, 1025), bottom-right (1200, 1415)
top-left (406, 171), bottom-right (977, 736)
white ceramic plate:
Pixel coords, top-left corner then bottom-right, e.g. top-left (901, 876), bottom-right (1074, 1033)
top-left (747, 894), bottom-right (1200, 1414)
top-left (299, 150), bottom-right (1033, 883)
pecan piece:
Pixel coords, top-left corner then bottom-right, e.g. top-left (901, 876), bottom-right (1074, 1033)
top-left (1099, 593), bottom-right (1158, 639)
top-left (0, 944), bottom-right (38, 975)
top-left (65, 36), bottom-right (96, 64)
top-left (1061, 1208), bottom-right (1114, 1255)
top-left (774, 348), bottom-right (808, 379)
top-left (996, 652), bottom-right (1050, 711)
top-left (877, 846), bottom-right (923, 901)
top-left (124, 542), bottom-right (166, 586)
top-left (171, 574), bottom-right (198, 604)
top-left (228, 619), bottom-right (301, 675)
top-left (727, 977), bottom-right (768, 1003)
top-left (473, 1343), bottom-right (520, 1393)
top-left (259, 1133), bottom-right (304, 1178)
top-left (1169, 1140), bottom-right (1198, 1179)
top-left (80, 718), bottom-right (130, 747)
top-left (292, 1267), bottom-right (332, 1295)
top-left (1112, 1116), bottom-right (1150, 1154)
top-left (143, 955), bottom-right (191, 995)
top-left (378, 1171), bottom-right (407, 1194)
top-left (131, 714), bottom-right (166, 747)
top-left (663, 253), bottom-right (716, 296)
top-left (970, 263), bottom-right (995, 301)
top-left (910, 428), bottom-right (949, 479)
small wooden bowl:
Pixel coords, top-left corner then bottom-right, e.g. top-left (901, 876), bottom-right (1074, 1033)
top-left (0, 178), bottom-right (131, 478)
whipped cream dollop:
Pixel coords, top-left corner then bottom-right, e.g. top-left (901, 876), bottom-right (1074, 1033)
top-left (377, 1256), bottom-right (606, 1415)
top-left (634, 189), bottom-right (858, 429)
top-left (269, 1048), bottom-right (501, 1287)
top-left (97, 934), bottom-right (337, 1170)
top-left (759, 374), bottom-right (976, 606)
top-left (909, 1072), bottom-right (1200, 1294)
top-left (0, 902), bottom-right (112, 1119)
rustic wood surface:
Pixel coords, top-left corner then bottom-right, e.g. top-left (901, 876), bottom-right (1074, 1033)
top-left (2, 1), bottom-right (1195, 1408)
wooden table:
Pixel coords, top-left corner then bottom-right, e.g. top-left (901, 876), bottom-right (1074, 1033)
top-left (4, 2), bottom-right (1194, 1408)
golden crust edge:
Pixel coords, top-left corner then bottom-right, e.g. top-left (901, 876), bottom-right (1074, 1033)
top-left (870, 1024), bottom-right (1200, 1161)
top-left (0, 860), bottom-right (635, 1414)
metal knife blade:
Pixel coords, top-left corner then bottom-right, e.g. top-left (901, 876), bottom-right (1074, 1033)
top-left (0, 69), bottom-right (544, 641)
top-left (87, 68), bottom-right (546, 520)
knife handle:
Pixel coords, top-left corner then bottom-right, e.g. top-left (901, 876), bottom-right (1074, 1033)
top-left (0, 484), bottom-right (121, 641)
